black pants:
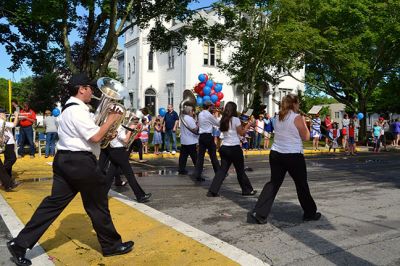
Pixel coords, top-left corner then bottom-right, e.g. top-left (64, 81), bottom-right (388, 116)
top-left (4, 144), bottom-right (17, 178)
top-left (193, 133), bottom-right (220, 178)
top-left (105, 147), bottom-right (145, 199)
top-left (0, 158), bottom-right (13, 189)
top-left (14, 151), bottom-right (122, 254)
top-left (209, 145), bottom-right (253, 194)
top-left (128, 139), bottom-right (143, 160)
top-left (254, 150), bottom-right (317, 218)
top-left (178, 144), bottom-right (197, 173)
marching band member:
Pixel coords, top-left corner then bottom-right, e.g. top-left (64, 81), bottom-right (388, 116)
top-left (7, 74), bottom-right (133, 266)
top-left (207, 102), bottom-right (257, 197)
top-left (178, 106), bottom-right (199, 175)
top-left (192, 102), bottom-right (220, 182)
top-left (249, 94), bottom-right (321, 224)
top-left (105, 123), bottom-right (152, 203)
top-left (0, 108), bottom-right (19, 191)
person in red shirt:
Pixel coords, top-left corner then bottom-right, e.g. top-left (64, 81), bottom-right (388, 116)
top-left (324, 115), bottom-right (332, 148)
top-left (18, 102), bottom-right (37, 158)
top-left (348, 120), bottom-right (356, 155)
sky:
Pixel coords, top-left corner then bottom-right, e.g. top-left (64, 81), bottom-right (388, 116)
top-left (0, 0), bottom-right (217, 82)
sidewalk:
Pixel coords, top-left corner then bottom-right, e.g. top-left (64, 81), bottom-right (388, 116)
top-left (131, 146), bottom-right (371, 161)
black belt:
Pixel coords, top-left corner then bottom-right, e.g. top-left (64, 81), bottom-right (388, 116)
top-left (200, 132), bottom-right (212, 135)
top-left (57, 150), bottom-right (93, 155)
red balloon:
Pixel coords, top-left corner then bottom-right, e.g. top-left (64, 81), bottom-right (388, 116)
top-left (217, 92), bottom-right (224, 100)
top-left (194, 85), bottom-right (201, 94)
top-left (204, 74), bottom-right (208, 82)
top-left (199, 82), bottom-right (206, 89)
top-left (199, 90), bottom-right (205, 97)
top-left (211, 89), bottom-right (216, 95)
top-left (211, 83), bottom-right (216, 90)
top-left (215, 101), bottom-right (221, 107)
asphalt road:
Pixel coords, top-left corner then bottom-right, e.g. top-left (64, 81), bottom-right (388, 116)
top-left (116, 152), bottom-right (400, 266)
top-left (1, 152), bottom-right (399, 265)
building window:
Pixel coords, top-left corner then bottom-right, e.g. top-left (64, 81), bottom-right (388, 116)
top-left (132, 56), bottom-right (136, 74)
top-left (128, 63), bottom-right (131, 79)
top-left (167, 84), bottom-right (174, 106)
top-left (168, 48), bottom-right (175, 69)
top-left (279, 88), bottom-right (292, 100)
top-left (335, 112), bottom-right (340, 119)
top-left (148, 51), bottom-right (154, 71)
top-left (203, 42), bottom-right (222, 66)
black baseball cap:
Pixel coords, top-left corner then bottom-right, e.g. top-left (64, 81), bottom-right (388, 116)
top-left (69, 73), bottom-right (97, 88)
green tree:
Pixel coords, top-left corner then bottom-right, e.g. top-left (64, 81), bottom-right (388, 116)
top-left (268, 0), bottom-right (400, 140)
top-left (0, 0), bottom-right (194, 78)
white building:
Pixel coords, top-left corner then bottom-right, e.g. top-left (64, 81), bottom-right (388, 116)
top-left (118, 10), bottom-right (305, 115)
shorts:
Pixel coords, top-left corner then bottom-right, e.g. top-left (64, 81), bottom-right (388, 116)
top-left (140, 138), bottom-right (148, 143)
top-left (348, 137), bottom-right (355, 144)
top-left (242, 142), bottom-right (249, 149)
top-left (212, 128), bottom-right (221, 137)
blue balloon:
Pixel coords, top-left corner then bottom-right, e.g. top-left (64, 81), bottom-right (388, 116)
top-left (203, 95), bottom-right (211, 103)
top-left (206, 80), bottom-right (214, 87)
top-left (159, 107), bottom-right (167, 117)
top-left (211, 94), bottom-right (218, 103)
top-left (196, 96), bottom-right (203, 106)
top-left (52, 108), bottom-right (60, 117)
top-left (203, 86), bottom-right (212, 96)
top-left (215, 83), bottom-right (222, 93)
top-left (357, 112), bottom-right (364, 120)
top-left (198, 74), bottom-right (206, 82)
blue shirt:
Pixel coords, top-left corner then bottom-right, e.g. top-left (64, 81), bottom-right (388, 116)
top-left (373, 126), bottom-right (381, 137)
top-left (164, 110), bottom-right (179, 130)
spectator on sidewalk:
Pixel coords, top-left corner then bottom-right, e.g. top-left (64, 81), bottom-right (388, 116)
top-left (43, 110), bottom-right (58, 158)
top-left (342, 113), bottom-right (350, 150)
top-left (18, 102), bottom-right (37, 158)
top-left (311, 114), bottom-right (321, 150)
top-left (324, 115), bottom-right (332, 148)
top-left (394, 118), bottom-right (400, 146)
top-left (152, 118), bottom-right (163, 154)
top-left (140, 118), bottom-right (149, 154)
top-left (373, 121), bottom-right (382, 153)
top-left (263, 113), bottom-right (273, 149)
top-left (255, 114), bottom-right (264, 150)
top-left (329, 122), bottom-right (340, 152)
top-left (163, 104), bottom-right (179, 154)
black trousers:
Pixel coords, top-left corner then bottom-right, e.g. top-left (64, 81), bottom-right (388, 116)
top-left (178, 144), bottom-right (197, 173)
top-left (4, 144), bottom-right (17, 178)
top-left (14, 151), bottom-right (122, 254)
top-left (105, 147), bottom-right (145, 199)
top-left (0, 158), bottom-right (13, 189)
top-left (193, 133), bottom-right (220, 178)
top-left (128, 139), bottom-right (143, 160)
top-left (254, 150), bottom-right (317, 218)
top-left (209, 145), bottom-right (253, 194)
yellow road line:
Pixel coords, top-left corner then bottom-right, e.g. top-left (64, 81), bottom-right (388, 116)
top-left (1, 181), bottom-right (237, 266)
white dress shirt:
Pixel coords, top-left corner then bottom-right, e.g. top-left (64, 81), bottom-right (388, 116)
top-left (57, 97), bottom-right (100, 155)
top-left (180, 115), bottom-right (199, 145)
top-left (109, 125), bottom-right (127, 148)
top-left (0, 119), bottom-right (16, 144)
top-left (198, 110), bottom-right (220, 134)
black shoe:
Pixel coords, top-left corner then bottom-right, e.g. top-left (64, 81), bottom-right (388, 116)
top-left (247, 211), bottom-right (268, 224)
top-left (103, 241), bottom-right (134, 257)
top-left (303, 212), bottom-right (322, 221)
top-left (7, 240), bottom-right (32, 266)
top-left (137, 193), bottom-right (152, 203)
top-left (178, 170), bottom-right (188, 175)
top-left (195, 176), bottom-right (206, 182)
top-left (242, 190), bottom-right (257, 196)
top-left (206, 191), bottom-right (219, 197)
top-left (115, 181), bottom-right (127, 187)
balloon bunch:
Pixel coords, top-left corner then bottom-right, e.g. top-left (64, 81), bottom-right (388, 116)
top-left (194, 74), bottom-right (224, 107)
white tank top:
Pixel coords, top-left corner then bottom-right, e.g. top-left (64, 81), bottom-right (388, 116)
top-left (271, 110), bottom-right (303, 154)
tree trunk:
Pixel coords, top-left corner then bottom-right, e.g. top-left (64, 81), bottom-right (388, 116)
top-left (243, 92), bottom-right (248, 110)
top-left (358, 98), bottom-right (367, 143)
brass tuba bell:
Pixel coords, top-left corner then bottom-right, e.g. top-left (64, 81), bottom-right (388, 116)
top-left (179, 89), bottom-right (198, 134)
top-left (93, 77), bottom-right (127, 148)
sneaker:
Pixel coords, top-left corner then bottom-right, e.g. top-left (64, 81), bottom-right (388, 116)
top-left (163, 151), bottom-right (170, 154)
top-left (138, 159), bottom-right (148, 163)
top-left (247, 211), bottom-right (268, 224)
top-left (171, 150), bottom-right (176, 155)
top-left (30, 155), bottom-right (35, 159)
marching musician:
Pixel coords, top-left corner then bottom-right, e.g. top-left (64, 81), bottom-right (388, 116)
top-left (249, 94), bottom-right (321, 224)
top-left (192, 101), bottom-right (220, 182)
top-left (105, 123), bottom-right (152, 203)
top-left (178, 106), bottom-right (199, 175)
top-left (207, 102), bottom-right (257, 197)
top-left (7, 74), bottom-right (133, 266)
top-left (0, 108), bottom-right (19, 192)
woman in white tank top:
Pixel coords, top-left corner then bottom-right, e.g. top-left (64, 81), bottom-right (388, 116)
top-left (249, 94), bottom-right (321, 224)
